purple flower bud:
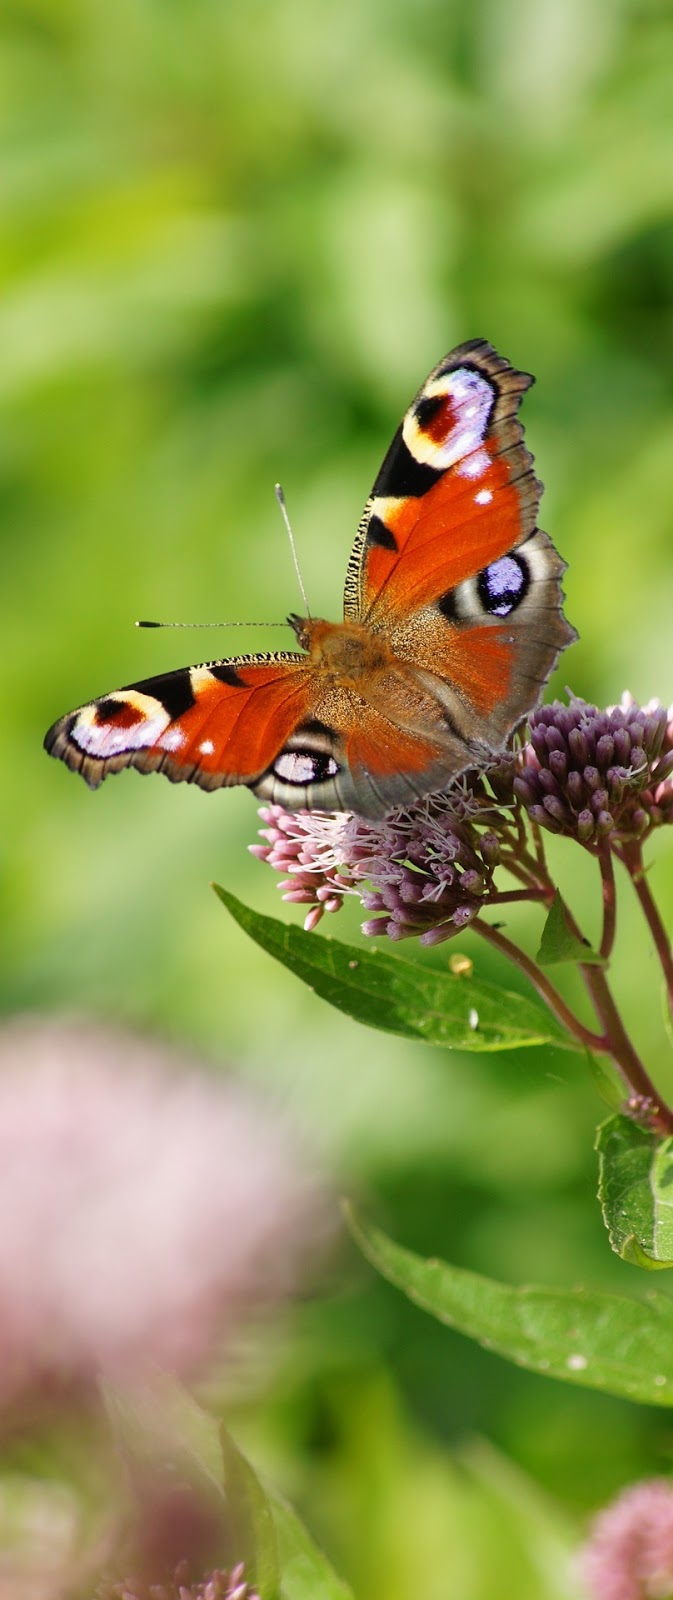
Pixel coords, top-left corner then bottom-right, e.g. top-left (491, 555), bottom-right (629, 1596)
top-left (613, 726), bottom-right (632, 764)
top-left (513, 776), bottom-right (538, 807)
top-left (480, 832), bottom-right (501, 866)
top-left (596, 810), bottom-right (615, 836)
top-left (566, 770), bottom-right (584, 809)
top-left (595, 735), bottom-right (615, 770)
top-left (420, 923), bottom-right (455, 946)
top-left (605, 768), bottom-right (625, 804)
top-left (543, 795), bottom-right (567, 824)
top-left (531, 727), bottom-right (550, 761)
top-left (577, 810), bottom-right (595, 841)
top-left (538, 768), bottom-right (560, 796)
top-left (528, 803), bottom-right (556, 829)
top-left (644, 704), bottom-right (668, 754)
top-left (568, 727), bottom-right (590, 765)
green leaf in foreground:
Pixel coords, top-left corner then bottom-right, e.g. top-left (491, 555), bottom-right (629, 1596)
top-left (269, 1488), bottom-right (354, 1600)
top-left (215, 887), bottom-right (577, 1052)
top-left (345, 1204), bottom-right (673, 1407)
top-left (597, 1113), bottom-right (673, 1268)
top-left (536, 890), bottom-right (605, 966)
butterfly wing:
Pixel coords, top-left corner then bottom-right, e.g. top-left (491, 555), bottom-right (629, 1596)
top-left (344, 339), bottom-right (575, 753)
top-left (44, 653), bottom-right (315, 794)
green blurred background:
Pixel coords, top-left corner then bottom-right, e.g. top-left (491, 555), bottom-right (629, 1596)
top-left (3, 1), bottom-right (673, 1594)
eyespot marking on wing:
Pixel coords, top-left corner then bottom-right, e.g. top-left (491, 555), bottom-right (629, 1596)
top-left (477, 553), bottom-right (530, 617)
top-left (94, 697), bottom-right (145, 728)
top-left (403, 365), bottom-right (496, 469)
top-left (273, 749), bottom-right (340, 785)
top-left (437, 589), bottom-right (460, 624)
top-left (70, 691), bottom-right (171, 757)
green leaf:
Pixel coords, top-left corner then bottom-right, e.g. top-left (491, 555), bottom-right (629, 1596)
top-left (215, 887), bottom-right (577, 1053)
top-left (269, 1488), bottom-right (354, 1600)
top-left (586, 1051), bottom-right (626, 1112)
top-left (345, 1203), bottom-right (673, 1407)
top-left (536, 890), bottom-right (605, 966)
top-left (220, 1425), bottom-right (279, 1598)
top-left (597, 1114), bottom-right (673, 1269)
top-left (102, 1379), bottom-right (279, 1597)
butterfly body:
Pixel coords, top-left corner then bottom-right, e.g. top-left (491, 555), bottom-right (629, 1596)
top-left (45, 340), bottom-right (576, 819)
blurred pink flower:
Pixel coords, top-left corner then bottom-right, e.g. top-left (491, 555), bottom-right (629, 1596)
top-left (0, 1017), bottom-right (325, 1407)
top-left (582, 1478), bottom-right (673, 1599)
top-left (97, 1558), bottom-right (259, 1599)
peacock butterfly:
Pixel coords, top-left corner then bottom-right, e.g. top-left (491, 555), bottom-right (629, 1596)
top-left (45, 340), bottom-right (576, 819)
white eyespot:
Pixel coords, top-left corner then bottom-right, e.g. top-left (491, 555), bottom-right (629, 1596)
top-left (199, 739), bottom-right (215, 755)
top-left (474, 488), bottom-right (493, 505)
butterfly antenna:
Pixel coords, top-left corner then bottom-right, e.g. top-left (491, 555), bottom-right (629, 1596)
top-left (135, 618), bottom-right (286, 629)
top-left (275, 483), bottom-right (311, 617)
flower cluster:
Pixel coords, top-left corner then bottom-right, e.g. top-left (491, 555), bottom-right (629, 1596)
top-left (97, 1560), bottom-right (259, 1600)
top-left (253, 693), bottom-right (673, 946)
top-left (253, 776), bottom-right (510, 944)
top-left (514, 695), bottom-right (673, 846)
top-left (581, 1477), bottom-right (673, 1600)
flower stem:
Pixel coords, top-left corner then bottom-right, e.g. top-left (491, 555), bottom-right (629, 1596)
top-left (554, 889), bottom-right (673, 1133)
top-left (598, 845), bottom-right (617, 962)
top-left (579, 962), bottom-right (673, 1134)
top-left (622, 842), bottom-right (673, 1018)
top-left (474, 917), bottom-right (673, 1134)
top-left (473, 920), bottom-right (606, 1054)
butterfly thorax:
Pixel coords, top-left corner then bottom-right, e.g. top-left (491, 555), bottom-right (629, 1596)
top-left (288, 614), bottom-right (392, 680)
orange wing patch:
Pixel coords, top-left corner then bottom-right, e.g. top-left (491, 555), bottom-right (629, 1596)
top-left (162, 665), bottom-right (313, 780)
top-left (364, 451), bottom-right (526, 620)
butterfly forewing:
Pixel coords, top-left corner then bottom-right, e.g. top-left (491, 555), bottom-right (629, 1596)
top-left (343, 338), bottom-right (575, 752)
top-left (45, 654), bottom-right (313, 792)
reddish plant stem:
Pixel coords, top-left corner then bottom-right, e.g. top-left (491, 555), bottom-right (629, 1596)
top-left (476, 908), bottom-right (673, 1135)
top-left (556, 891), bottom-right (673, 1131)
top-left (579, 962), bottom-right (673, 1134)
top-left (485, 887), bottom-right (548, 906)
top-left (622, 842), bottom-right (673, 1018)
top-left (598, 845), bottom-right (617, 961)
top-left (473, 921), bottom-right (606, 1054)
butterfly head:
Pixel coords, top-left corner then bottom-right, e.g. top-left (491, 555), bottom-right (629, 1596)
top-left (287, 613), bottom-right (311, 650)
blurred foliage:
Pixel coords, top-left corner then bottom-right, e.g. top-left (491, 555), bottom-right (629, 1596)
top-left (3, 0), bottom-right (673, 1593)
